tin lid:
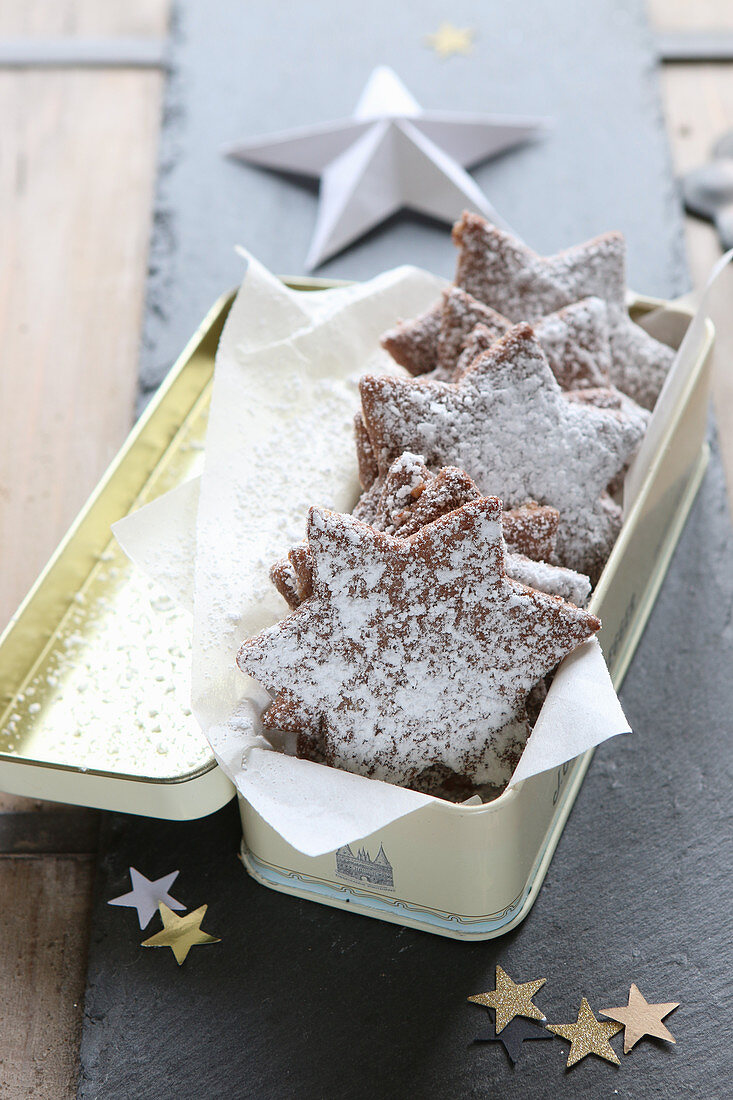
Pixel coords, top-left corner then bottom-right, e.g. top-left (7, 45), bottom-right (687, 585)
top-left (0, 294), bottom-right (239, 819)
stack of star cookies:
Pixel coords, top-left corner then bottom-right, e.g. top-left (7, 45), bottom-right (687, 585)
top-left (238, 215), bottom-right (671, 799)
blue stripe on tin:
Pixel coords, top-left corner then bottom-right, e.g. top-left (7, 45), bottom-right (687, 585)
top-left (242, 847), bottom-right (528, 937)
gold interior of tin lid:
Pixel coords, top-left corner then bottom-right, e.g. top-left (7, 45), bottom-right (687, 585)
top-left (0, 385), bottom-right (212, 782)
top-left (0, 281), bottom-right (334, 788)
top-left (0, 294), bottom-right (232, 784)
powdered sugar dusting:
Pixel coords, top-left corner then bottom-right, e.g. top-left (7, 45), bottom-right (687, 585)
top-left (452, 212), bottom-right (674, 409)
top-left (192, 263), bottom-right (446, 737)
top-left (271, 454), bottom-right (591, 616)
top-left (383, 286), bottom-right (614, 394)
top-left (239, 500), bottom-right (599, 786)
top-left (360, 324), bottom-right (649, 578)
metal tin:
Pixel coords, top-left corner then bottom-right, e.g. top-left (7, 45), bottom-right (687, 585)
top-left (0, 287), bottom-right (714, 937)
top-left (0, 278), bottom-right (343, 817)
top-left (238, 295), bottom-right (715, 939)
top-left (0, 292), bottom-right (236, 818)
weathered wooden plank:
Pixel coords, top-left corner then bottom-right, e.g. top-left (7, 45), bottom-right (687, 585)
top-left (0, 2), bottom-right (170, 1097)
top-left (648, 0), bottom-right (733, 32)
top-left (648, 0), bottom-right (733, 507)
top-left (0, 791), bottom-right (99, 855)
top-left (0, 0), bottom-right (169, 37)
top-left (0, 810), bottom-right (98, 855)
top-left (0, 1), bottom-right (170, 632)
top-left (657, 61), bottom-right (733, 510)
top-left (0, 64), bottom-right (167, 629)
top-left (0, 858), bottom-right (94, 1098)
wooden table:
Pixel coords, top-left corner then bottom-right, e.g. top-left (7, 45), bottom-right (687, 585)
top-left (0, 1), bottom-right (732, 1094)
top-left (0, 3), bottom-right (168, 1095)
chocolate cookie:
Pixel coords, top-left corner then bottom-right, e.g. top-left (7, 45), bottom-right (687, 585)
top-left (452, 212), bottom-right (674, 409)
top-left (271, 454), bottom-right (591, 611)
top-left (384, 287), bottom-right (613, 391)
top-left (360, 323), bottom-right (649, 579)
top-left (241, 498), bottom-right (600, 788)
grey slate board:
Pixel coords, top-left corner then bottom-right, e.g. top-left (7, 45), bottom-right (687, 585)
top-left (138, 0), bottom-right (687, 395)
top-left (79, 444), bottom-right (733, 1098)
top-left (78, 0), bottom-right (732, 1096)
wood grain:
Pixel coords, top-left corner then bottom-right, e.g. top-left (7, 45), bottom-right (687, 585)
top-left (656, 74), bottom-right (733, 508)
top-left (0, 1), bottom-right (730, 1096)
top-left (0, 2), bottom-right (169, 1096)
top-left (0, 65), bottom-right (166, 628)
top-left (0, 858), bottom-right (94, 1099)
top-left (648, 0), bottom-right (733, 33)
top-left (0, 0), bottom-right (168, 37)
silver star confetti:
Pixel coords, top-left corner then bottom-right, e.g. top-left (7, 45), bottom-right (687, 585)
top-left (108, 867), bottom-right (186, 929)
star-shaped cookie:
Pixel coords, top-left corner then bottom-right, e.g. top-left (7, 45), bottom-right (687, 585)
top-left (600, 983), bottom-right (679, 1053)
top-left (452, 212), bottom-right (674, 409)
top-left (452, 329), bottom-right (645, 506)
top-left (469, 965), bottom-right (547, 1031)
top-left (360, 324), bottom-right (648, 578)
top-left (382, 287), bottom-right (612, 390)
top-left (381, 297), bottom-right (443, 376)
top-left (546, 997), bottom-right (623, 1067)
top-left (270, 454), bottom-right (591, 612)
top-left (239, 496), bottom-right (599, 787)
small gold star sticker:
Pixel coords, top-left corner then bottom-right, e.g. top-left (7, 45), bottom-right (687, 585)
top-left (600, 983), bottom-right (680, 1053)
top-left (546, 997), bottom-right (622, 1067)
top-left (425, 23), bottom-right (475, 59)
top-left (141, 903), bottom-right (220, 965)
top-left (468, 964), bottom-right (547, 1032)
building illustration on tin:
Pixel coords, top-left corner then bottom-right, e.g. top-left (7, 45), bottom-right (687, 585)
top-left (335, 842), bottom-right (394, 890)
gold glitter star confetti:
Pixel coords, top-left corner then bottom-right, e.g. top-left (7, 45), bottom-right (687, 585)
top-left (546, 997), bottom-right (623, 1067)
top-left (600, 983), bottom-right (680, 1053)
top-left (424, 22), bottom-right (475, 58)
top-left (468, 964), bottom-right (547, 1032)
top-left (141, 903), bottom-right (220, 965)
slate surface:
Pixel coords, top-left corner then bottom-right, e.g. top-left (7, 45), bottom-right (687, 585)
top-left (138, 0), bottom-right (688, 397)
top-left (79, 447), bottom-right (733, 1098)
top-left (78, 0), bottom-right (732, 1096)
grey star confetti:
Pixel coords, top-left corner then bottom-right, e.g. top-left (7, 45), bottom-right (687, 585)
top-left (108, 867), bottom-right (185, 929)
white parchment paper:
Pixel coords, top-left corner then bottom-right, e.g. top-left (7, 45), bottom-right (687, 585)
top-left (114, 252), bottom-right (642, 857)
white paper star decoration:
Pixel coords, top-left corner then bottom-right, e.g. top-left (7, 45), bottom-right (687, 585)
top-left (225, 66), bottom-right (549, 269)
top-left (108, 867), bottom-right (185, 929)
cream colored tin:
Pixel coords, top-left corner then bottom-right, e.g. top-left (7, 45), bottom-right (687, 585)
top-left (0, 287), bottom-right (714, 937)
top-left (239, 295), bottom-right (714, 939)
